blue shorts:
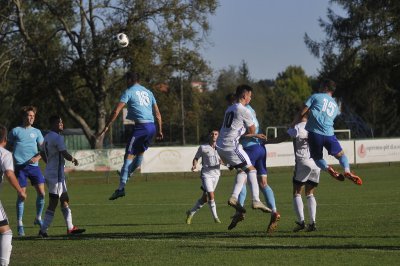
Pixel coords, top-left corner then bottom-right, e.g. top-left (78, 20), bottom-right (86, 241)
top-left (126, 123), bottom-right (156, 155)
top-left (243, 144), bottom-right (268, 176)
top-left (308, 131), bottom-right (343, 160)
top-left (15, 165), bottom-right (45, 188)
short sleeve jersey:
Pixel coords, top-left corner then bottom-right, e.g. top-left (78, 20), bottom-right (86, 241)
top-left (292, 121), bottom-right (311, 162)
top-left (43, 131), bottom-right (66, 180)
top-left (8, 126), bottom-right (44, 166)
top-left (194, 144), bottom-right (221, 177)
top-left (120, 84), bottom-right (157, 123)
top-left (0, 147), bottom-right (14, 184)
top-left (305, 93), bottom-right (340, 136)
top-left (217, 103), bottom-right (254, 148)
top-left (194, 144), bottom-right (221, 168)
top-left (241, 105), bottom-right (261, 148)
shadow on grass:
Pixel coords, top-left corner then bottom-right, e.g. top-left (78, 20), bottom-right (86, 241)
top-left (14, 229), bottom-right (400, 251)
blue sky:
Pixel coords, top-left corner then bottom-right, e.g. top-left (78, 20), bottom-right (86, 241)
top-left (201, 0), bottom-right (340, 81)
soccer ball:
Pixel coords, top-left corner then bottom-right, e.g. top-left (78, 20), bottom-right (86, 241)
top-left (116, 33), bottom-right (129, 48)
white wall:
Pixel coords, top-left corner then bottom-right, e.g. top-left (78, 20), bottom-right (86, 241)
top-left (65, 139), bottom-right (400, 173)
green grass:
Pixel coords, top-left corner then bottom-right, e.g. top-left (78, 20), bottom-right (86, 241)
top-left (2, 163), bottom-right (400, 265)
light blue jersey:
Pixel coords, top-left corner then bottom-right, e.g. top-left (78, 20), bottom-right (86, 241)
top-left (8, 126), bottom-right (44, 166)
top-left (305, 93), bottom-right (340, 136)
top-left (120, 84), bottom-right (157, 123)
top-left (241, 105), bottom-right (261, 148)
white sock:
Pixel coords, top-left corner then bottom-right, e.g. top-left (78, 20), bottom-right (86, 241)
top-left (41, 210), bottom-right (55, 232)
top-left (0, 230), bottom-right (12, 266)
top-left (231, 172), bottom-right (247, 199)
top-left (61, 206), bottom-right (74, 230)
top-left (307, 194), bottom-right (317, 223)
top-left (190, 199), bottom-right (204, 214)
top-left (208, 200), bottom-right (218, 219)
top-left (247, 170), bottom-right (260, 201)
top-left (293, 194), bottom-right (304, 223)
top-left (17, 220), bottom-right (23, 227)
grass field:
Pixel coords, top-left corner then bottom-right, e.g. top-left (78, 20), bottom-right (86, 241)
top-left (2, 163), bottom-right (400, 265)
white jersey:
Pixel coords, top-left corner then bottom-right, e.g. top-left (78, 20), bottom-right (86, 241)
top-left (217, 103), bottom-right (254, 149)
top-left (43, 131), bottom-right (67, 182)
top-left (0, 147), bottom-right (14, 184)
top-left (291, 122), bottom-right (320, 184)
top-left (194, 144), bottom-right (221, 177)
top-left (292, 122), bottom-right (312, 162)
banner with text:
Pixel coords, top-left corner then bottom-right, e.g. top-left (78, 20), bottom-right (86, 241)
top-left (355, 139), bottom-right (400, 163)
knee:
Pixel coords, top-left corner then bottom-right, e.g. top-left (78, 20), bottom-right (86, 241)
top-left (258, 176), bottom-right (268, 188)
top-left (335, 150), bottom-right (345, 158)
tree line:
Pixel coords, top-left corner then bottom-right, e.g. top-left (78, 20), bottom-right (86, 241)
top-left (1, 0), bottom-right (399, 148)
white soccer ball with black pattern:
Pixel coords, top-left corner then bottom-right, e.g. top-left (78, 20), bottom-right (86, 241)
top-left (116, 33), bottom-right (129, 48)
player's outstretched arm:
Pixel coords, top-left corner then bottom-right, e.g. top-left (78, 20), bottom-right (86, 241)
top-left (153, 103), bottom-right (163, 140)
top-left (61, 150), bottom-right (79, 166)
top-left (98, 102), bottom-right (125, 137)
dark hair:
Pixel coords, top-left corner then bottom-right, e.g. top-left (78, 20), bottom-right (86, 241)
top-left (0, 124), bottom-right (7, 142)
top-left (20, 105), bottom-right (37, 118)
top-left (125, 71), bottom-right (140, 83)
top-left (225, 93), bottom-right (236, 104)
top-left (49, 115), bottom-right (62, 125)
top-left (235, 84), bottom-right (253, 98)
top-left (320, 79), bottom-right (336, 92)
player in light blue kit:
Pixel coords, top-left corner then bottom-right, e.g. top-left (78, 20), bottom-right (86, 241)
top-left (228, 104), bottom-right (281, 232)
top-left (7, 106), bottom-right (45, 236)
top-left (291, 79), bottom-right (362, 185)
top-left (98, 72), bottom-right (163, 200)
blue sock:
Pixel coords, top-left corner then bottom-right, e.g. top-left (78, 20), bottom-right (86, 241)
top-left (36, 194), bottom-right (45, 219)
top-left (238, 185), bottom-right (247, 207)
top-left (262, 185), bottom-right (276, 211)
top-left (315, 159), bottom-right (328, 171)
top-left (338, 155), bottom-right (350, 171)
top-left (16, 197), bottom-right (24, 223)
top-left (128, 155), bottom-right (143, 176)
top-left (119, 158), bottom-right (133, 189)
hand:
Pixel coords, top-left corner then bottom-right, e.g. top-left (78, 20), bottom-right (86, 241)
top-left (18, 190), bottom-right (27, 201)
top-left (191, 165), bottom-right (196, 172)
top-left (72, 158), bottom-right (79, 166)
top-left (156, 131), bottom-right (163, 140)
top-left (255, 134), bottom-right (267, 141)
top-left (29, 156), bottom-right (40, 164)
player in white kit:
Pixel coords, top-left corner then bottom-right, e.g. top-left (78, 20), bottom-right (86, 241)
top-left (287, 116), bottom-right (320, 232)
top-left (0, 125), bottom-right (26, 266)
top-left (216, 84), bottom-right (271, 214)
top-left (186, 130), bottom-right (222, 224)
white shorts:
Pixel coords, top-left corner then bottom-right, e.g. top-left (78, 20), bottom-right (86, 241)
top-left (201, 173), bottom-right (220, 193)
top-left (216, 145), bottom-right (252, 170)
top-left (46, 179), bottom-right (68, 196)
top-left (0, 201), bottom-right (8, 224)
top-left (293, 159), bottom-right (320, 184)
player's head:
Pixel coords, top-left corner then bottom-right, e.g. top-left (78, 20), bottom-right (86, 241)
top-left (20, 105), bottom-right (37, 126)
top-left (320, 79), bottom-right (336, 93)
top-left (49, 115), bottom-right (64, 132)
top-left (125, 71), bottom-right (140, 86)
top-left (235, 84), bottom-right (253, 104)
top-left (209, 130), bottom-right (219, 142)
top-left (225, 93), bottom-right (236, 105)
top-left (0, 124), bottom-right (7, 145)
